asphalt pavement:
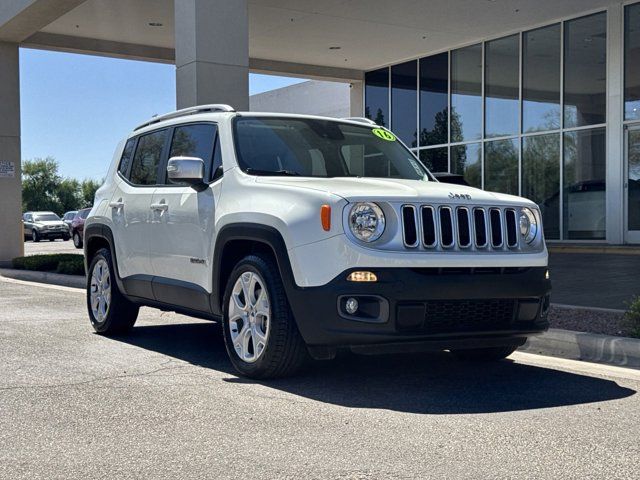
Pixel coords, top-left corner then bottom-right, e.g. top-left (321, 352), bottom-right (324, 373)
top-left (23, 238), bottom-right (80, 256)
top-left (1, 277), bottom-right (639, 479)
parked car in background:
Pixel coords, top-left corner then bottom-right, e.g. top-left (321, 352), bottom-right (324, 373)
top-left (23, 211), bottom-right (70, 242)
top-left (62, 210), bottom-right (78, 230)
top-left (71, 208), bottom-right (91, 249)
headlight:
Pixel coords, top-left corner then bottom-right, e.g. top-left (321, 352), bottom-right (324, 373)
top-left (348, 202), bottom-right (385, 243)
top-left (519, 207), bottom-right (538, 244)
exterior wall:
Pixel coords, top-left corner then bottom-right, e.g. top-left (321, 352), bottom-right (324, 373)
top-left (363, 1), bottom-right (640, 245)
top-left (0, 42), bottom-right (22, 265)
top-left (250, 80), bottom-right (350, 118)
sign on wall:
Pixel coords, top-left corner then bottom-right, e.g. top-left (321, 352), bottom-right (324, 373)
top-left (0, 160), bottom-right (15, 178)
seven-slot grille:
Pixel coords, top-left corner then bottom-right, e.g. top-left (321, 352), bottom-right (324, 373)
top-left (401, 205), bottom-right (520, 251)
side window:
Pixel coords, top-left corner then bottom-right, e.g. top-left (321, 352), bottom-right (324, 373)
top-left (169, 124), bottom-right (217, 182)
top-left (130, 130), bottom-right (167, 185)
top-left (211, 133), bottom-right (223, 181)
top-left (118, 138), bottom-right (136, 176)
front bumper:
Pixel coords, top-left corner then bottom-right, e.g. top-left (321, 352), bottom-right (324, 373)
top-left (38, 229), bottom-right (69, 239)
top-left (285, 266), bottom-right (551, 348)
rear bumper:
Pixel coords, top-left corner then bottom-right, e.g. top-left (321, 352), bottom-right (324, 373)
top-left (285, 266), bottom-right (551, 348)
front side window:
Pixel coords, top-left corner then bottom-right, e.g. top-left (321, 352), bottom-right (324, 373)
top-left (169, 124), bottom-right (218, 182)
top-left (233, 117), bottom-right (431, 181)
top-left (129, 130), bottom-right (167, 185)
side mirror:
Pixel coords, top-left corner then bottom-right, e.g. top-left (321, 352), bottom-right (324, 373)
top-left (167, 156), bottom-right (207, 191)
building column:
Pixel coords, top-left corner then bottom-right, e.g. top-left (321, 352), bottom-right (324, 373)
top-left (606, 2), bottom-right (624, 244)
top-left (0, 42), bottom-right (22, 265)
top-left (174, 0), bottom-right (249, 110)
top-left (349, 80), bottom-right (364, 117)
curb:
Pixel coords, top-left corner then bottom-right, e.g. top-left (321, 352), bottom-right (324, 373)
top-left (520, 328), bottom-right (640, 369)
top-left (0, 268), bottom-right (85, 289)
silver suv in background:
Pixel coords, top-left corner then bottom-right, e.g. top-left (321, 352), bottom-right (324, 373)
top-left (23, 211), bottom-right (70, 242)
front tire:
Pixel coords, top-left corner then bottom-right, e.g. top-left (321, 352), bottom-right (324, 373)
top-left (222, 254), bottom-right (308, 379)
top-left (451, 345), bottom-right (519, 362)
top-left (31, 230), bottom-right (39, 242)
top-left (87, 247), bottom-right (139, 335)
top-left (73, 232), bottom-right (83, 248)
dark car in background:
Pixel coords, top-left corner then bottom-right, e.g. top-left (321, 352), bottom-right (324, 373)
top-left (23, 211), bottom-right (70, 242)
top-left (62, 210), bottom-right (78, 230)
top-left (71, 208), bottom-right (91, 249)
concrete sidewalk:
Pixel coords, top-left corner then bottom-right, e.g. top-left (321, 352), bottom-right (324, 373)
top-left (549, 252), bottom-right (640, 310)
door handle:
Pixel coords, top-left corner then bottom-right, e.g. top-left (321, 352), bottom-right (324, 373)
top-left (150, 203), bottom-right (168, 211)
top-left (109, 200), bottom-right (124, 209)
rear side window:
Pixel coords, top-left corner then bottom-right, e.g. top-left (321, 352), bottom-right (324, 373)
top-left (118, 138), bottom-right (136, 176)
top-left (169, 124), bottom-right (218, 182)
top-left (130, 130), bottom-right (167, 185)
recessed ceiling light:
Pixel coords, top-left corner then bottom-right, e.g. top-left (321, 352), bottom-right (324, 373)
top-left (148, 22), bottom-right (163, 27)
top-left (329, 46), bottom-right (341, 50)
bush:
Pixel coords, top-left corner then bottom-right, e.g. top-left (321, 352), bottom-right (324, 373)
top-left (12, 254), bottom-right (85, 276)
top-left (624, 296), bottom-right (640, 338)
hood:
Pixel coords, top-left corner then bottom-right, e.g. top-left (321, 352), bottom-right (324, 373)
top-left (255, 177), bottom-right (535, 207)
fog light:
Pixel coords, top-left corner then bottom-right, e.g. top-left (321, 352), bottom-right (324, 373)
top-left (345, 297), bottom-right (359, 315)
top-left (545, 270), bottom-right (550, 280)
top-left (346, 271), bottom-right (378, 282)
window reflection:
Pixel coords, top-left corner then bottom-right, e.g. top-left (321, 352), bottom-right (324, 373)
top-left (451, 44), bottom-right (482, 142)
top-left (564, 13), bottom-right (607, 128)
top-left (451, 143), bottom-right (481, 189)
top-left (522, 134), bottom-right (560, 239)
top-left (625, 4), bottom-right (640, 120)
top-left (563, 128), bottom-right (606, 239)
top-left (485, 35), bottom-right (519, 138)
top-left (420, 53), bottom-right (448, 146)
top-left (523, 24), bottom-right (561, 132)
top-left (485, 139), bottom-right (519, 195)
top-left (419, 148), bottom-right (448, 173)
top-left (392, 61), bottom-right (418, 146)
top-left (365, 68), bottom-right (389, 127)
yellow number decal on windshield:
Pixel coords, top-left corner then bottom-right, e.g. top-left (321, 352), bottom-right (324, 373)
top-left (372, 128), bottom-right (396, 141)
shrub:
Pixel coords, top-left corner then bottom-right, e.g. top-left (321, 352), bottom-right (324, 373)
top-left (12, 254), bottom-right (85, 276)
top-left (624, 296), bottom-right (640, 338)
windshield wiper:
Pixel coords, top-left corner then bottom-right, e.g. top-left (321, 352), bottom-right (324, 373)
top-left (244, 168), bottom-right (301, 176)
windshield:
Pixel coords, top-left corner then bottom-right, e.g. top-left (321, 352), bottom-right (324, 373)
top-left (233, 117), bottom-right (432, 180)
top-left (34, 213), bottom-right (60, 222)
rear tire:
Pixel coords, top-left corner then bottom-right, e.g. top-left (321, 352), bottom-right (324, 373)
top-left (451, 345), bottom-right (519, 362)
top-left (87, 247), bottom-right (139, 335)
top-left (222, 254), bottom-right (308, 379)
top-left (73, 232), bottom-right (83, 248)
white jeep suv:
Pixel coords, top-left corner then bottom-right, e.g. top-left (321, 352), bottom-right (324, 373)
top-left (84, 104), bottom-right (551, 378)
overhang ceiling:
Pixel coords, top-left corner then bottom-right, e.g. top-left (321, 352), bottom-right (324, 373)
top-left (33, 0), bottom-right (612, 71)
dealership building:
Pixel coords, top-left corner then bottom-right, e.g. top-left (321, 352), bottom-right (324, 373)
top-left (0, 0), bottom-right (640, 263)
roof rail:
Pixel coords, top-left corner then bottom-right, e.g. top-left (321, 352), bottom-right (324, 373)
top-left (342, 117), bottom-right (378, 126)
top-left (134, 104), bottom-right (235, 131)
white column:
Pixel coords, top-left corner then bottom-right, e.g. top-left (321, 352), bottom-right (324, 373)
top-left (349, 80), bottom-right (364, 117)
top-left (606, 2), bottom-right (624, 244)
top-left (174, 0), bottom-right (249, 110)
top-left (0, 42), bottom-right (22, 265)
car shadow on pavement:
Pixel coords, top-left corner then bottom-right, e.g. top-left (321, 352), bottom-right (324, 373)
top-left (116, 321), bottom-right (636, 415)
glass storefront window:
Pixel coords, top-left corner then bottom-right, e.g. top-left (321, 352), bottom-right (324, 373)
top-left (485, 138), bottom-right (519, 195)
top-left (451, 143), bottom-right (481, 189)
top-left (419, 53), bottom-right (448, 147)
top-left (522, 134), bottom-right (561, 240)
top-left (564, 13), bottom-right (607, 128)
top-left (485, 35), bottom-right (519, 138)
top-left (563, 128), bottom-right (606, 240)
top-left (523, 24), bottom-right (561, 133)
top-left (391, 61), bottom-right (418, 147)
top-left (365, 68), bottom-right (389, 127)
top-left (451, 44), bottom-right (482, 142)
top-left (419, 147), bottom-right (448, 173)
top-left (625, 3), bottom-right (640, 120)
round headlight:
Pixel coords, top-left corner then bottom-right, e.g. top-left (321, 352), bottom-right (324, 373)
top-left (349, 202), bottom-right (385, 243)
top-left (519, 207), bottom-right (538, 244)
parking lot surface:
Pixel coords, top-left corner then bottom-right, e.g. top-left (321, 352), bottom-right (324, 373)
top-left (23, 238), bottom-right (79, 256)
top-left (1, 277), bottom-right (639, 479)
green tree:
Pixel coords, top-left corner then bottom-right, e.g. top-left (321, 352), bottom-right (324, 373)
top-left (80, 178), bottom-right (103, 207)
top-left (57, 178), bottom-right (82, 213)
top-left (22, 157), bottom-right (61, 212)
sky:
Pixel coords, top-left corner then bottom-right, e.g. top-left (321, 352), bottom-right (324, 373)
top-left (19, 48), bottom-right (305, 180)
